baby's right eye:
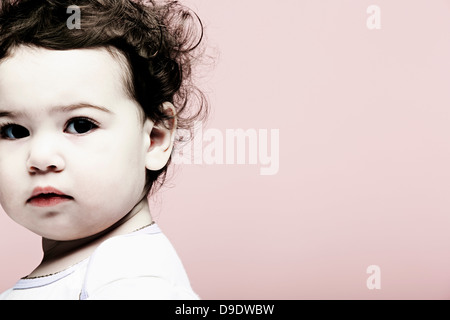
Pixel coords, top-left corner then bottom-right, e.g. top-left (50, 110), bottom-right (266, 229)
top-left (0, 124), bottom-right (30, 140)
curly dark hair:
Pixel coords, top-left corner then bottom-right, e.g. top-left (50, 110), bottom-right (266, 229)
top-left (0, 0), bottom-right (208, 196)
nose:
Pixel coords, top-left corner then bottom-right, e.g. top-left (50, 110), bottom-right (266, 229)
top-left (26, 135), bottom-right (66, 174)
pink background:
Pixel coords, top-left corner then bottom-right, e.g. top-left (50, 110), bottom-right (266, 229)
top-left (1, 0), bottom-right (450, 299)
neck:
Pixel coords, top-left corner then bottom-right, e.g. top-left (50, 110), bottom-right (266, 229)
top-left (30, 198), bottom-right (152, 277)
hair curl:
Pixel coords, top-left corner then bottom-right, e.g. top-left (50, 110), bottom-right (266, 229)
top-left (0, 0), bottom-right (208, 195)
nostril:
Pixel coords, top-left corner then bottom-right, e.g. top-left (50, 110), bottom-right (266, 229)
top-left (28, 164), bottom-right (63, 174)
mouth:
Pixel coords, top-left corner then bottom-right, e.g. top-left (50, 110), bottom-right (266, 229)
top-left (27, 187), bottom-right (74, 207)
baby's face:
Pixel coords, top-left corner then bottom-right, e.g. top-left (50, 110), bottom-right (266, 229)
top-left (0, 46), bottom-right (152, 240)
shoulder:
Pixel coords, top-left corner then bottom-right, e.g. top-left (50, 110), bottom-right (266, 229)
top-left (89, 228), bottom-right (189, 282)
top-left (81, 225), bottom-right (199, 299)
top-left (0, 288), bottom-right (13, 300)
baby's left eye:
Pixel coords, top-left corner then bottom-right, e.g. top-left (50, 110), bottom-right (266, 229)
top-left (65, 118), bottom-right (99, 135)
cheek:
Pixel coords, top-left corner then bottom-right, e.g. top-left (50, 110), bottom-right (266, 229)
top-left (72, 131), bottom-right (146, 196)
top-left (0, 161), bottom-right (24, 221)
top-left (0, 154), bottom-right (21, 200)
top-left (85, 132), bottom-right (145, 172)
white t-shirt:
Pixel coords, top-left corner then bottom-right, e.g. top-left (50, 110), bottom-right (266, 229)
top-left (0, 224), bottom-right (199, 300)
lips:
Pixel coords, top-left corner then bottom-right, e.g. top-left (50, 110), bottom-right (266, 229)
top-left (27, 186), bottom-right (73, 207)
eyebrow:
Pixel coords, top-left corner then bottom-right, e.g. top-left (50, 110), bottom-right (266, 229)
top-left (0, 103), bottom-right (113, 118)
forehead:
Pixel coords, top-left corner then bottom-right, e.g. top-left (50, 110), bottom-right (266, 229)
top-left (0, 45), bottom-right (133, 113)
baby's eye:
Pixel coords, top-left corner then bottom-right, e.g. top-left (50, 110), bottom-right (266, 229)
top-left (65, 118), bottom-right (99, 135)
top-left (0, 124), bottom-right (30, 140)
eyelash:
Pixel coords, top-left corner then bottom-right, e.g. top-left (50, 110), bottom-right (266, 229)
top-left (64, 117), bottom-right (100, 133)
top-left (0, 117), bottom-right (100, 140)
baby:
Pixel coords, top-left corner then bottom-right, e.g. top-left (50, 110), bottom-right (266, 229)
top-left (0, 0), bottom-right (207, 300)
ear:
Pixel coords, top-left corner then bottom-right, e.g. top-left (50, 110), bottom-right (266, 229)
top-left (144, 102), bottom-right (177, 171)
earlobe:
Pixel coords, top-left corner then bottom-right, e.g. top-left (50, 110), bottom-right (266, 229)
top-left (145, 102), bottom-right (177, 171)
